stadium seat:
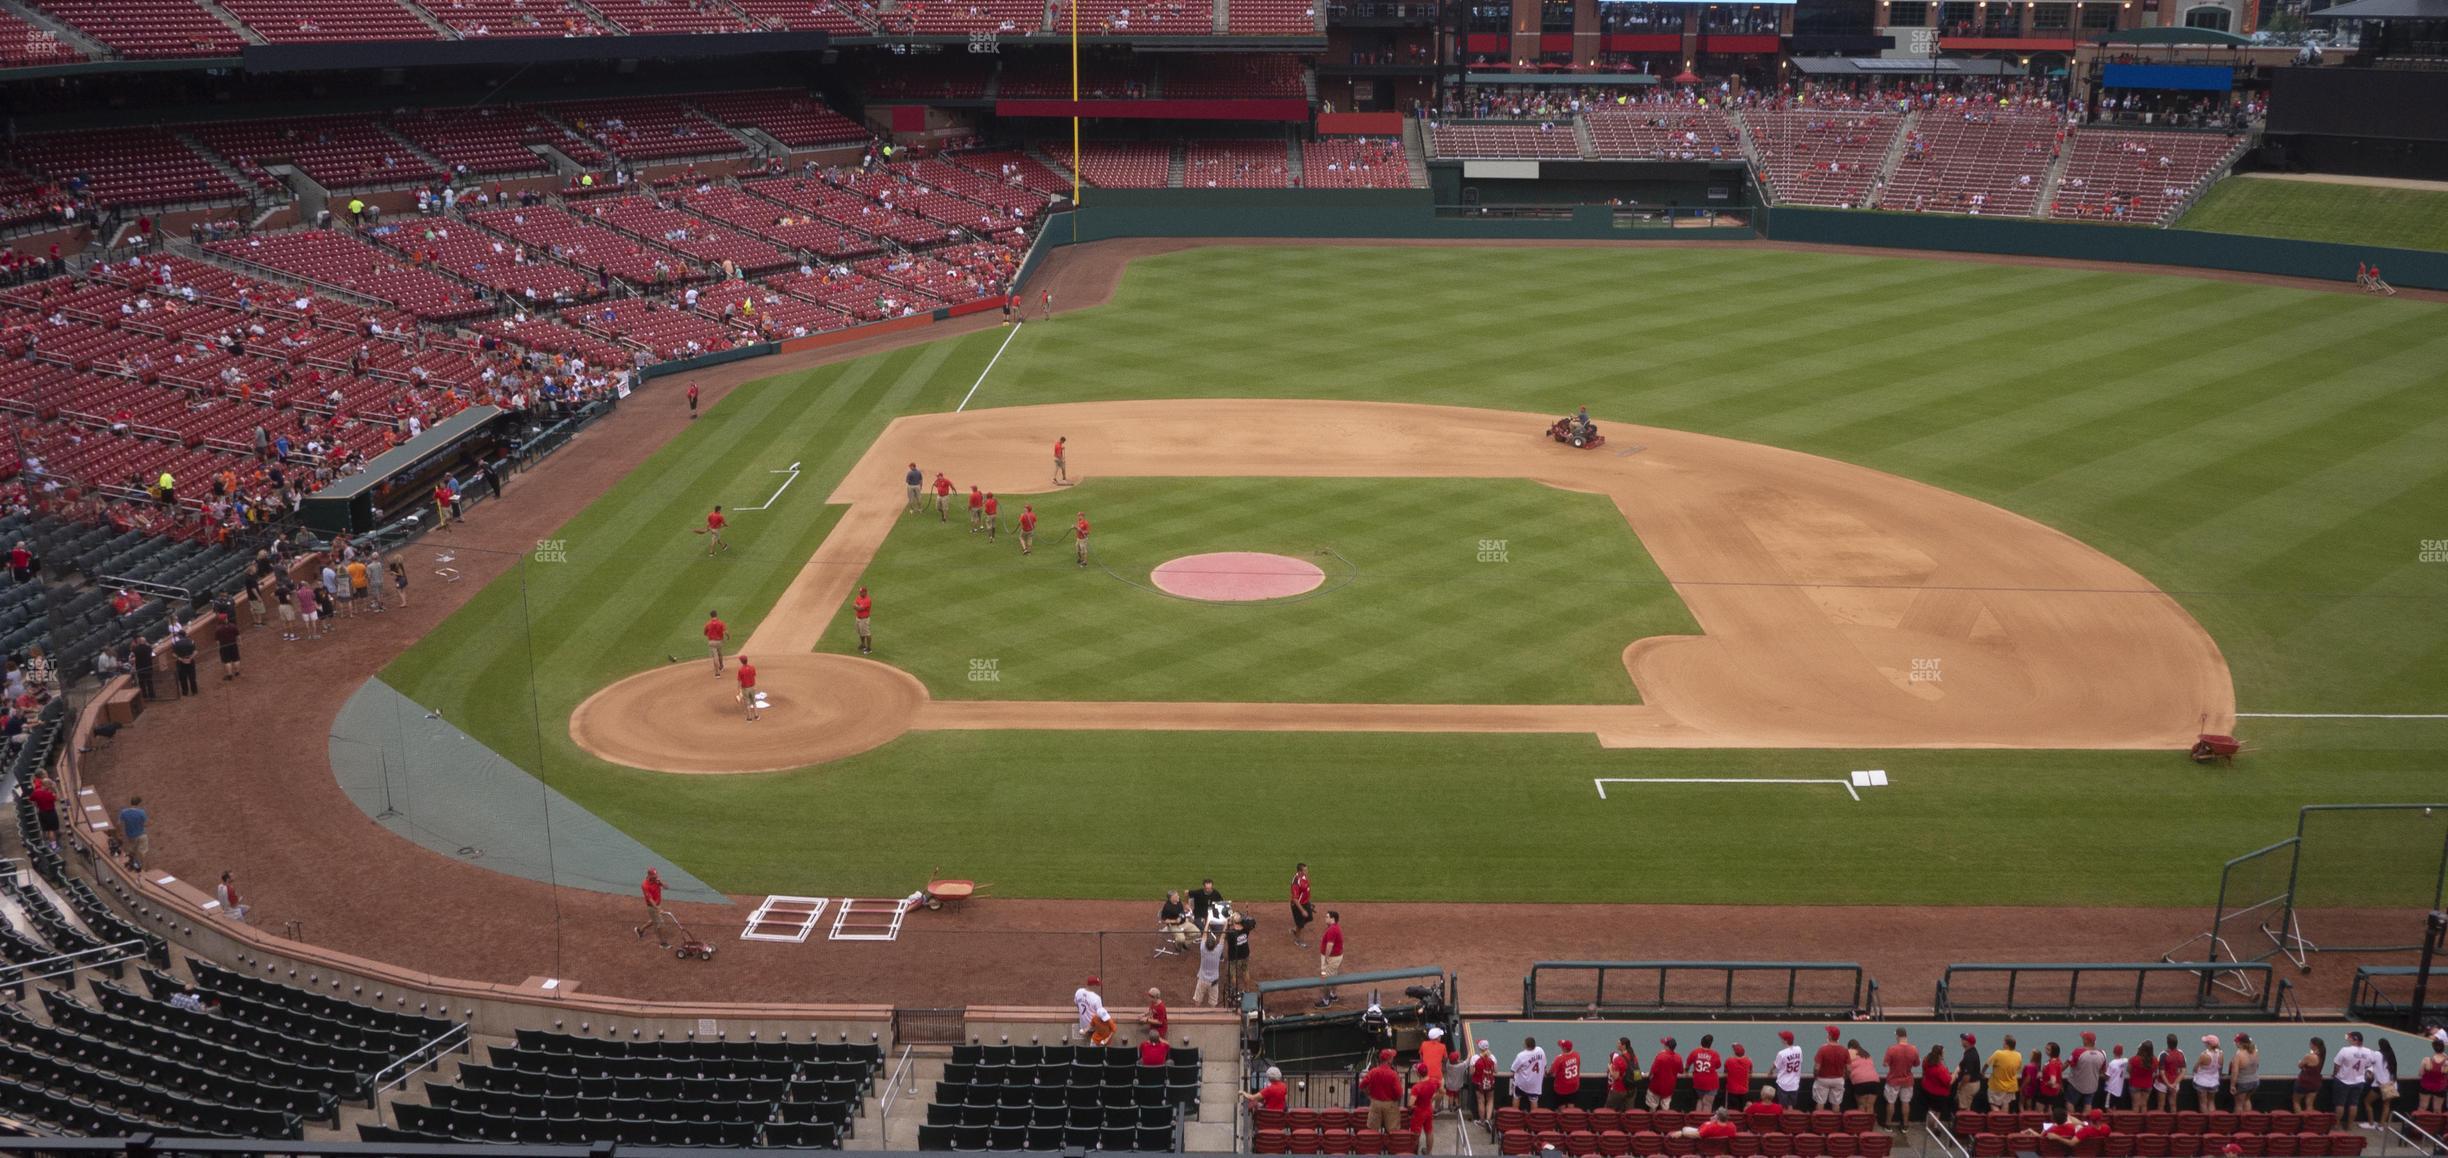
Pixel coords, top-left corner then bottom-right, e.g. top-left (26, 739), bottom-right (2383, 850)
top-left (1501, 1130), bottom-right (1533, 1156)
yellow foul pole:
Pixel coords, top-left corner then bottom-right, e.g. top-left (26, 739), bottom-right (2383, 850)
top-left (1070, 0), bottom-right (1081, 234)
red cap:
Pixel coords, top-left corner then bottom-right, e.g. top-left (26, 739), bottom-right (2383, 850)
top-left (1960, 1034), bottom-right (1976, 1045)
top-left (1826, 1026), bottom-right (1841, 1040)
top-left (2081, 1032), bottom-right (2096, 1044)
top-left (1083, 976), bottom-right (1100, 987)
top-left (1559, 1040), bottom-right (1573, 1051)
top-left (1661, 1038), bottom-right (1677, 1048)
top-left (1380, 1049), bottom-right (1396, 1061)
top-left (1779, 1031), bottom-right (1795, 1044)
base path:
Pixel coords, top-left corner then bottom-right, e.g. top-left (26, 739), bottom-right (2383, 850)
top-left (571, 399), bottom-right (2234, 772)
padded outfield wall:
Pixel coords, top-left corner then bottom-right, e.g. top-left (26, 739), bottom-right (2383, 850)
top-left (1027, 191), bottom-right (2448, 290)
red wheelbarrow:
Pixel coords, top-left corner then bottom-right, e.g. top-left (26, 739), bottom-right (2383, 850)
top-left (918, 872), bottom-right (988, 912)
top-left (2191, 733), bottom-right (2245, 764)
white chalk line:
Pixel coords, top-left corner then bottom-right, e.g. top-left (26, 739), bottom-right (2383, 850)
top-left (955, 321), bottom-right (1023, 413)
top-left (2236, 712), bottom-right (2448, 720)
top-left (738, 462), bottom-right (802, 512)
top-left (1595, 776), bottom-right (1860, 803)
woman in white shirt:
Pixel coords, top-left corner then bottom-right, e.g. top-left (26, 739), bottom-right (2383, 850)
top-left (2193, 1036), bottom-right (2225, 1111)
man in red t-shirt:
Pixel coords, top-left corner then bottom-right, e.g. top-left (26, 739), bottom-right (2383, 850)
top-left (967, 485), bottom-right (985, 533)
top-left (1648, 1038), bottom-right (1684, 1110)
top-left (703, 505), bottom-right (728, 556)
top-left (1138, 1036), bottom-right (1171, 1068)
top-left (737, 657), bottom-right (759, 720)
top-left (1053, 436), bottom-right (1068, 483)
top-left (1361, 1049), bottom-right (1403, 1132)
top-left (633, 868), bottom-right (677, 947)
top-left (983, 492), bottom-right (999, 540)
top-left (1551, 1039), bottom-right (1583, 1111)
top-left (686, 381), bottom-right (699, 420)
top-left (1697, 1110), bottom-right (1740, 1140)
top-left (1726, 1044), bottom-right (1755, 1112)
top-left (703, 610), bottom-right (728, 673)
top-left (1073, 511), bottom-right (1091, 568)
top-left (933, 472), bottom-right (954, 521)
top-left (1407, 1064), bottom-right (1439, 1151)
top-left (1813, 1026), bottom-right (1850, 1109)
top-left (853, 587), bottom-right (873, 654)
top-left (1243, 1066), bottom-right (1289, 1114)
top-left (1689, 1034), bottom-right (1724, 1113)
top-left (1316, 911), bottom-right (1345, 1006)
top-left (1139, 987), bottom-right (1168, 1039)
top-left (1883, 1028), bottom-right (1922, 1128)
top-left (1018, 504), bottom-right (1037, 555)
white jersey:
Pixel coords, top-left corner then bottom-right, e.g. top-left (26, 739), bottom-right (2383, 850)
top-left (2334, 1045), bottom-right (2378, 1085)
top-left (2105, 1057), bottom-right (2129, 1097)
top-left (1774, 1045), bottom-right (1805, 1091)
top-left (1512, 1048), bottom-right (1547, 1097)
top-left (1073, 987), bottom-right (1108, 1033)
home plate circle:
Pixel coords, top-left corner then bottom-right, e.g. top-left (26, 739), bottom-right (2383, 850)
top-left (1150, 552), bottom-right (1326, 602)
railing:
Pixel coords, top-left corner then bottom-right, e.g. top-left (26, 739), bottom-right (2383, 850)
top-left (2346, 965), bottom-right (2448, 1028)
top-left (1934, 961), bottom-right (2281, 1020)
top-left (877, 1041), bottom-right (918, 1146)
top-left (1522, 961), bottom-right (1874, 1019)
top-left (2388, 1109), bottom-right (2446, 1157)
top-left (371, 1021), bottom-right (473, 1121)
top-left (0, 937), bottom-right (150, 989)
top-left (1923, 1108), bottom-right (1975, 1158)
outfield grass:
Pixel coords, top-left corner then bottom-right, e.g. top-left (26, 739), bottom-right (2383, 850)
top-left (385, 245), bottom-right (2448, 905)
top-left (2178, 176), bottom-right (2448, 252)
top-left (817, 477), bottom-right (1696, 703)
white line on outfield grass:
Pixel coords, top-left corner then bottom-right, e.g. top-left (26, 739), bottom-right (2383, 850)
top-left (1595, 776), bottom-right (1862, 803)
top-left (2236, 712), bottom-right (2448, 719)
top-left (955, 321), bottom-right (1023, 413)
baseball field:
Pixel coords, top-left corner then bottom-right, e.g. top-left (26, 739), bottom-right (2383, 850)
top-left (382, 243), bottom-right (2448, 908)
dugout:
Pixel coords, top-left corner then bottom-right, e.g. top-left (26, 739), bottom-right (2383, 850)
top-left (298, 405), bottom-right (508, 536)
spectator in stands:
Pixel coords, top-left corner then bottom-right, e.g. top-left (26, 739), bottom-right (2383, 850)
top-left (1139, 1034), bottom-right (1170, 1068)
top-left (1470, 1041), bottom-right (1499, 1126)
top-left (1883, 1028), bottom-right (1921, 1127)
top-left (1155, 889), bottom-right (1190, 955)
top-left (2417, 1036), bottom-right (2445, 1113)
top-left (2191, 1036), bottom-right (2224, 1111)
top-left (1073, 976), bottom-right (1111, 1043)
top-left (1648, 1037), bottom-right (1681, 1110)
top-left (1139, 988), bottom-right (1167, 1039)
top-left (2158, 1036), bottom-right (2186, 1114)
top-left (1773, 1030), bottom-right (1805, 1108)
top-left (1606, 1039), bottom-right (1636, 1111)
top-left (1814, 1026), bottom-right (1850, 1109)
top-left (2295, 1037), bottom-right (2326, 1115)
top-left (216, 870), bottom-right (249, 921)
top-left (1987, 1036), bottom-right (2023, 1112)
top-left (1511, 1038), bottom-right (1546, 1112)
top-left (1696, 1109), bottom-right (1739, 1141)
top-left (2365, 1039), bottom-right (2399, 1130)
top-left (2229, 1035), bottom-right (2260, 1111)
top-left (1551, 1038), bottom-right (1583, 1111)
top-left (1244, 1066), bottom-right (1288, 1115)
top-left (1362, 1048), bottom-right (1404, 1131)
top-left (1919, 1045), bottom-right (1953, 1127)
top-left (1725, 1043), bottom-right (1753, 1111)
top-left (168, 985), bottom-right (208, 1013)
top-left (28, 773), bottom-right (58, 850)
top-left (1408, 1063), bottom-right (1440, 1151)
top-left (2133, 1042), bottom-right (2159, 1112)
top-left (117, 796), bottom-right (148, 868)
top-left (2106, 1045), bottom-right (2130, 1111)
top-left (2066, 1033), bottom-right (2104, 1114)
top-left (1847, 1039), bottom-right (1879, 1115)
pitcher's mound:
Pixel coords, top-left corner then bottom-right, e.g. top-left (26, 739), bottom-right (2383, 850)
top-left (570, 653), bottom-right (926, 774)
top-left (1150, 552), bottom-right (1326, 602)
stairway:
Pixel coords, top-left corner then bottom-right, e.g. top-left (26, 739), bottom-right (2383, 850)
top-left (192, 0), bottom-right (269, 43)
top-left (1286, 135), bottom-right (1304, 186)
top-left (1572, 116), bottom-right (1596, 160)
top-left (391, 0), bottom-right (457, 39)
top-left (378, 124), bottom-right (455, 178)
top-left (1401, 118), bottom-right (1429, 187)
top-left (1867, 109), bottom-right (1919, 209)
top-left (1210, 0), bottom-right (1227, 33)
top-left (1167, 142), bottom-right (1185, 188)
top-left (178, 130), bottom-right (277, 205)
top-left (2032, 137), bottom-right (2073, 218)
top-left (565, 0), bottom-right (629, 33)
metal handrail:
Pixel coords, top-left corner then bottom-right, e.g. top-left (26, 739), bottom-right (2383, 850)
top-left (0, 938), bottom-right (150, 988)
top-left (1924, 1109), bottom-right (1974, 1158)
top-left (876, 1042), bottom-right (917, 1146)
top-left (371, 1021), bottom-right (471, 1123)
top-left (2390, 1109), bottom-right (2446, 1157)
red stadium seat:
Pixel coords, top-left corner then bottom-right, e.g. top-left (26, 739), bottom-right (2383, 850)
top-left (1352, 1128), bottom-right (1383, 1154)
top-left (1290, 1109), bottom-right (1322, 1132)
top-left (1291, 1128), bottom-right (1323, 1154)
top-left (1590, 1110), bottom-right (1622, 1133)
top-left (2235, 1112), bottom-right (2267, 1136)
top-left (1532, 1110), bottom-right (1561, 1133)
top-left (2263, 1132), bottom-right (2298, 1156)
top-left (2177, 1113), bottom-right (2207, 1134)
top-left (1959, 1114), bottom-right (1990, 1135)
top-left (1502, 1131), bottom-right (1535, 1156)
top-left (2112, 1113), bottom-right (2145, 1135)
top-left (1320, 1128), bottom-right (1353, 1155)
top-left (2235, 1135), bottom-right (2266, 1156)
top-left (2207, 1113), bottom-right (2239, 1135)
top-left (2105, 1133), bottom-right (2136, 1157)
top-left (1387, 1132), bottom-right (1418, 1156)
top-left (2169, 1132), bottom-right (2202, 1157)
top-left (1782, 1111), bottom-right (1812, 1134)
top-left (1703, 1135), bottom-right (1735, 1157)
top-left (2325, 1135), bottom-right (2364, 1157)
top-left (1825, 1131), bottom-right (1859, 1157)
top-left (2148, 1114), bottom-right (2178, 1134)
top-left (1859, 1133), bottom-right (1893, 1158)
top-left (1794, 1132), bottom-right (1827, 1157)
top-left (1842, 1111), bottom-right (1876, 1134)
top-left (1568, 1129), bottom-right (1600, 1156)
top-left (2295, 1133), bottom-right (2331, 1157)
top-left (1258, 1110), bottom-right (1288, 1130)
top-left (2138, 1134), bottom-right (2171, 1157)
top-left (1761, 1132), bottom-right (1794, 1157)
top-left (1599, 1129), bottom-right (1633, 1157)
top-left (1562, 1109), bottom-right (1592, 1133)
top-left (1973, 1134), bottom-right (2008, 1158)
top-left (1622, 1112), bottom-right (1653, 1133)
top-left (1537, 1130), bottom-right (1568, 1153)
top-left (2266, 1113), bottom-right (2298, 1135)
top-left (1632, 1130), bottom-right (1666, 1154)
top-left (1656, 1112), bottom-right (1688, 1132)
top-left (2202, 1132), bottom-right (2231, 1154)
top-left (1257, 1128), bottom-right (1291, 1153)
top-left (1665, 1134), bottom-right (1699, 1156)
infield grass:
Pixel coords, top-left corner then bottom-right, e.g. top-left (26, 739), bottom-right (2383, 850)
top-left (819, 477), bottom-right (1696, 703)
top-left (385, 244), bottom-right (2448, 905)
top-left (2178, 176), bottom-right (2448, 252)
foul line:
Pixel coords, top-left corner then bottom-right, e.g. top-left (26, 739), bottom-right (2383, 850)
top-left (955, 321), bottom-right (1023, 413)
top-left (1594, 776), bottom-right (1860, 803)
top-left (738, 462), bottom-right (802, 512)
top-left (2236, 712), bottom-right (2448, 720)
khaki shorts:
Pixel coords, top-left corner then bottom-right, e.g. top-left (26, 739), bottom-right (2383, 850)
top-left (1320, 954), bottom-right (1343, 978)
top-left (856, 618), bottom-right (871, 638)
